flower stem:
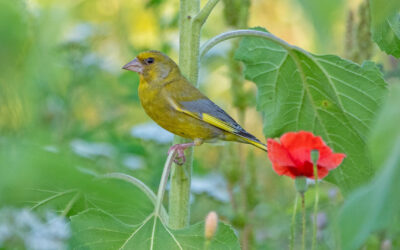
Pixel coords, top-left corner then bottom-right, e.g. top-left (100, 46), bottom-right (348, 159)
top-left (301, 193), bottom-right (306, 250)
top-left (290, 194), bottom-right (299, 250)
top-left (312, 164), bottom-right (319, 250)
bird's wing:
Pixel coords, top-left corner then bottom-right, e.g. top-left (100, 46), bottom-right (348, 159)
top-left (167, 96), bottom-right (266, 150)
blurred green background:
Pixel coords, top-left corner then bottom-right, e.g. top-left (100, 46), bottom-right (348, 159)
top-left (0, 0), bottom-right (399, 249)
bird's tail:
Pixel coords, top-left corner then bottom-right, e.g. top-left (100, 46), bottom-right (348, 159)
top-left (241, 137), bottom-right (268, 152)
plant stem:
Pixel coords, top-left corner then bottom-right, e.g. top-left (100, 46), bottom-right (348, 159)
top-left (204, 240), bottom-right (211, 250)
top-left (290, 194), bottom-right (299, 250)
top-left (168, 0), bottom-right (219, 230)
top-left (312, 165), bottom-right (319, 250)
top-left (301, 193), bottom-right (306, 250)
top-left (168, 0), bottom-right (200, 230)
top-left (155, 149), bottom-right (177, 218)
top-left (193, 0), bottom-right (220, 27)
top-left (200, 29), bottom-right (294, 59)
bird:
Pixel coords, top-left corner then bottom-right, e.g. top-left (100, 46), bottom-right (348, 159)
top-left (123, 50), bottom-right (266, 164)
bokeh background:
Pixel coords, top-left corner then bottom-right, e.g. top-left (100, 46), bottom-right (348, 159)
top-left (0, 0), bottom-right (399, 249)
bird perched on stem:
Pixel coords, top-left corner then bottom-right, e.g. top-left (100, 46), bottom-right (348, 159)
top-left (123, 50), bottom-right (266, 164)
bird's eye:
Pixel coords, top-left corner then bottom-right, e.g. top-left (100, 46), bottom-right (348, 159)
top-left (145, 57), bottom-right (155, 64)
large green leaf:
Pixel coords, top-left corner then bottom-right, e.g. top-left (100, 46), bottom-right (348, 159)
top-left (0, 139), bottom-right (240, 249)
top-left (71, 209), bottom-right (239, 250)
top-left (0, 139), bottom-right (154, 219)
top-left (235, 28), bottom-right (387, 191)
top-left (370, 0), bottom-right (400, 57)
top-left (336, 84), bottom-right (400, 250)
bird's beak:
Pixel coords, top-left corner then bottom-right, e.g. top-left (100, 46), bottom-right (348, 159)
top-left (122, 58), bottom-right (143, 73)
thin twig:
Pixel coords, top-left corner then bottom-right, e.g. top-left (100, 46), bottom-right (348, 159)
top-left (192, 0), bottom-right (220, 26)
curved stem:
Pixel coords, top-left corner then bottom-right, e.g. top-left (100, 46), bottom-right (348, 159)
top-left (290, 194), bottom-right (299, 250)
top-left (155, 149), bottom-right (177, 219)
top-left (200, 29), bottom-right (296, 59)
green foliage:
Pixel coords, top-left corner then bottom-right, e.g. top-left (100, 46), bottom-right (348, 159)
top-left (235, 28), bottom-right (388, 192)
top-left (0, 0), bottom-right (29, 70)
top-left (336, 84), bottom-right (400, 250)
top-left (1, 0), bottom-right (400, 249)
top-left (294, 0), bottom-right (345, 51)
top-left (370, 0), bottom-right (400, 57)
top-left (222, 0), bottom-right (250, 28)
top-left (71, 210), bottom-right (240, 250)
top-left (0, 137), bottom-right (240, 250)
top-left (351, 0), bottom-right (373, 63)
top-left (0, 137), bottom-right (152, 218)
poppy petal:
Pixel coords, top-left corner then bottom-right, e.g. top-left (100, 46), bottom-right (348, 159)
top-left (266, 131), bottom-right (346, 180)
top-left (267, 139), bottom-right (295, 166)
top-left (280, 131), bottom-right (327, 166)
top-left (319, 152), bottom-right (346, 169)
top-left (272, 164), bottom-right (297, 179)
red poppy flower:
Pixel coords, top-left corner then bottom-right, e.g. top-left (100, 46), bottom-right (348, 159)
top-left (267, 131), bottom-right (346, 179)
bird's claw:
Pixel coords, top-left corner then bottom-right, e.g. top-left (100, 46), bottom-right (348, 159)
top-left (170, 147), bottom-right (186, 165)
top-left (173, 155), bottom-right (185, 165)
top-left (168, 143), bottom-right (193, 165)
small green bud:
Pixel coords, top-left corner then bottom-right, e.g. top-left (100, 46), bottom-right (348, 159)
top-left (295, 177), bottom-right (308, 194)
top-left (311, 150), bottom-right (320, 165)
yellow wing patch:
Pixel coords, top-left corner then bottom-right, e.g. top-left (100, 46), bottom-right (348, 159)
top-left (202, 113), bottom-right (236, 133)
top-left (169, 97), bottom-right (239, 134)
top-left (169, 97), bottom-right (267, 151)
top-left (168, 96), bottom-right (236, 133)
top-left (241, 137), bottom-right (268, 151)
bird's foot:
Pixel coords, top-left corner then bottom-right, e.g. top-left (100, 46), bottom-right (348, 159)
top-left (168, 143), bottom-right (195, 165)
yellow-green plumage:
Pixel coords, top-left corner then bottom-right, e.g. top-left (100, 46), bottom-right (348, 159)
top-left (123, 50), bottom-right (267, 152)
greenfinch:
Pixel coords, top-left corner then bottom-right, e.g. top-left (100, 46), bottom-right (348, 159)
top-left (123, 50), bottom-right (266, 163)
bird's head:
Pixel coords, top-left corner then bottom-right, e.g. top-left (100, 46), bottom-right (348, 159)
top-left (122, 50), bottom-right (179, 82)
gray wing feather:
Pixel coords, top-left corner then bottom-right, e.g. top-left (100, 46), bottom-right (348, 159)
top-left (180, 99), bottom-right (261, 143)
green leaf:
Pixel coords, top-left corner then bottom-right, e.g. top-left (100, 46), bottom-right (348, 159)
top-left (0, 140), bottom-right (154, 219)
top-left (0, 137), bottom-right (240, 249)
top-left (71, 209), bottom-right (240, 250)
top-left (336, 84), bottom-right (400, 250)
top-left (370, 0), bottom-right (400, 57)
top-left (235, 28), bottom-right (388, 191)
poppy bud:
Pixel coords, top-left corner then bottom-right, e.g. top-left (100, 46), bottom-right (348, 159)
top-left (205, 211), bottom-right (218, 240)
top-left (295, 177), bottom-right (308, 194)
top-left (311, 149), bottom-right (320, 165)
